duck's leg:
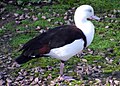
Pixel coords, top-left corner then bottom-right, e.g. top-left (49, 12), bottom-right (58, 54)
top-left (60, 61), bottom-right (65, 76)
top-left (59, 61), bottom-right (75, 81)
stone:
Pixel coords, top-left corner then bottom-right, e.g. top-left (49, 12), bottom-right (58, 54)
top-left (41, 16), bottom-right (46, 19)
top-left (16, 76), bottom-right (24, 81)
top-left (6, 78), bottom-right (12, 83)
top-left (14, 13), bottom-right (19, 17)
top-left (32, 15), bottom-right (38, 21)
top-left (34, 77), bottom-right (39, 83)
top-left (114, 80), bottom-right (119, 85)
top-left (35, 26), bottom-right (41, 30)
top-left (0, 80), bottom-right (5, 85)
top-left (105, 26), bottom-right (109, 29)
top-left (30, 76), bottom-right (34, 81)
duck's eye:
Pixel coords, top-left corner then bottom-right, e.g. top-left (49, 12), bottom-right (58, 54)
top-left (88, 9), bottom-right (92, 12)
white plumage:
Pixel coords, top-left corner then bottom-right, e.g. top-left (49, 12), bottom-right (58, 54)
top-left (45, 39), bottom-right (84, 61)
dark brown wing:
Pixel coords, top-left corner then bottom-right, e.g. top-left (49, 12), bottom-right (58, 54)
top-left (19, 25), bottom-right (87, 57)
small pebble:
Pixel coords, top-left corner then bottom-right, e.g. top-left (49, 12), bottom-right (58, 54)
top-left (16, 76), bottom-right (24, 81)
top-left (81, 59), bottom-right (87, 62)
top-left (41, 16), bottom-right (46, 19)
top-left (0, 80), bottom-right (5, 85)
top-left (35, 26), bottom-right (41, 30)
top-left (19, 14), bottom-right (25, 20)
top-left (2, 17), bottom-right (5, 20)
top-left (47, 19), bottom-right (51, 22)
top-left (64, 16), bottom-right (68, 20)
top-left (95, 78), bottom-right (101, 83)
top-left (105, 26), bottom-right (109, 28)
top-left (32, 15), bottom-right (38, 21)
top-left (34, 77), bottom-right (39, 83)
top-left (14, 13), bottom-right (19, 17)
top-left (114, 80), bottom-right (119, 85)
top-left (30, 76), bottom-right (34, 81)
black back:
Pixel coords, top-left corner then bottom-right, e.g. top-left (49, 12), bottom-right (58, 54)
top-left (20, 25), bottom-right (87, 56)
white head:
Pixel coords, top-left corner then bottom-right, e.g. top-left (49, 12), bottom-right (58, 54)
top-left (74, 5), bottom-right (100, 26)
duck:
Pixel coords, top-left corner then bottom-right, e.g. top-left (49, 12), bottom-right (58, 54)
top-left (15, 5), bottom-right (100, 80)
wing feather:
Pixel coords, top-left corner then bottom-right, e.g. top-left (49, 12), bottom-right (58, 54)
top-left (19, 25), bottom-right (87, 57)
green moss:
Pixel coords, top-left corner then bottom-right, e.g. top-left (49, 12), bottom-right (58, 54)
top-left (84, 55), bottom-right (102, 64)
top-left (103, 65), bottom-right (120, 74)
top-left (15, 9), bottom-right (24, 15)
top-left (10, 34), bottom-right (33, 48)
top-left (6, 5), bottom-right (16, 12)
top-left (31, 19), bottom-right (50, 27)
top-left (4, 22), bottom-right (15, 31)
top-left (69, 0), bottom-right (120, 12)
top-left (21, 19), bottom-right (31, 25)
top-left (0, 29), bottom-right (5, 36)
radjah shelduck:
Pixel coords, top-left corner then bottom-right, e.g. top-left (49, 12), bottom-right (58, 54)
top-left (15, 5), bottom-right (100, 80)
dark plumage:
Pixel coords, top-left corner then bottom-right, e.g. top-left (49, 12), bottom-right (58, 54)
top-left (15, 25), bottom-right (87, 64)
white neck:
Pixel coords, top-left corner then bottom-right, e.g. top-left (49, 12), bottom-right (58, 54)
top-left (74, 15), bottom-right (95, 47)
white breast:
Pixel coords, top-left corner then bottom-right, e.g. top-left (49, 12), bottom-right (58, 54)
top-left (45, 39), bottom-right (84, 61)
top-left (76, 21), bottom-right (95, 47)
